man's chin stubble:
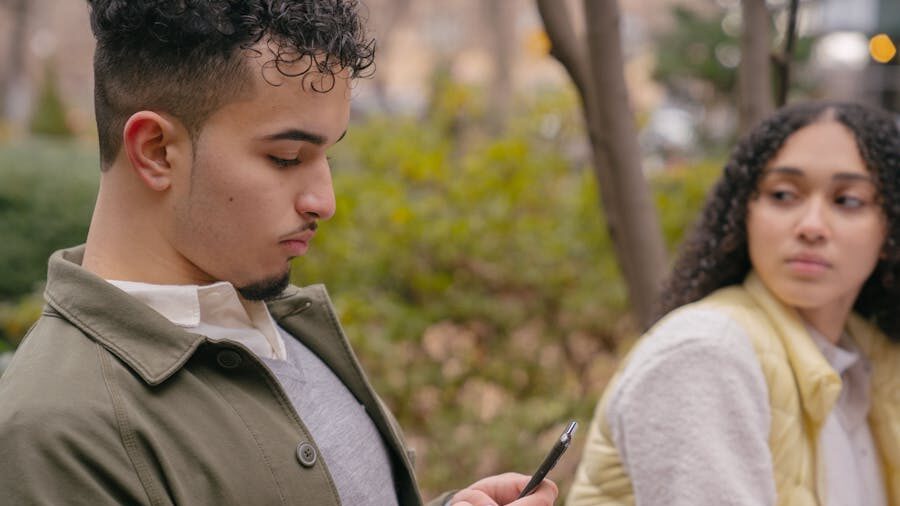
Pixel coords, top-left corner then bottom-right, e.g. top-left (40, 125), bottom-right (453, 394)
top-left (237, 270), bottom-right (291, 301)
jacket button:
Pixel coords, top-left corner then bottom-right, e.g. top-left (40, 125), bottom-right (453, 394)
top-left (216, 350), bottom-right (242, 369)
top-left (296, 442), bottom-right (317, 468)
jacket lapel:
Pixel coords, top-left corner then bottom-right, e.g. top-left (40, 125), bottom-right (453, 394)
top-left (268, 285), bottom-right (422, 505)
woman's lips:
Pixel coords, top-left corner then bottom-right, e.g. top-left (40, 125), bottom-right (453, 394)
top-left (786, 254), bottom-right (831, 275)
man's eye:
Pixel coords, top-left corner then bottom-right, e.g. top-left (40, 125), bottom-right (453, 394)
top-left (268, 155), bottom-right (301, 168)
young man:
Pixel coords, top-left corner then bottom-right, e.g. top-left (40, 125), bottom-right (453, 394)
top-left (0, 2), bottom-right (557, 505)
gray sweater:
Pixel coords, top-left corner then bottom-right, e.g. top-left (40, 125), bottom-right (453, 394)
top-left (605, 308), bottom-right (776, 505)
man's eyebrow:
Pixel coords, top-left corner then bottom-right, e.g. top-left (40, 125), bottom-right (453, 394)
top-left (259, 128), bottom-right (348, 146)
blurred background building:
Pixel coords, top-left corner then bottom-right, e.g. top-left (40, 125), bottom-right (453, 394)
top-left (813, 0), bottom-right (898, 110)
top-left (1, 0), bottom-right (896, 146)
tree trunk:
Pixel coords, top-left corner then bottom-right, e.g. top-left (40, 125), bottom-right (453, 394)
top-left (774, 0), bottom-right (799, 107)
top-left (367, 0), bottom-right (412, 114)
top-left (1, 0), bottom-right (29, 122)
top-left (737, 0), bottom-right (774, 134)
top-left (485, 0), bottom-right (514, 134)
top-left (536, 0), bottom-right (667, 328)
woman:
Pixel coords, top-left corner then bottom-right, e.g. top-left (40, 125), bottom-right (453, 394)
top-left (567, 101), bottom-right (900, 506)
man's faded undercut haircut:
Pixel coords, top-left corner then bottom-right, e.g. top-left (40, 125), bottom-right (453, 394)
top-left (87, 0), bottom-right (375, 169)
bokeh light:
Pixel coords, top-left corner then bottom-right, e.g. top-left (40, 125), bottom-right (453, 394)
top-left (869, 34), bottom-right (897, 63)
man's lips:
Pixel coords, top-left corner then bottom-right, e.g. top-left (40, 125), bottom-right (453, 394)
top-left (279, 225), bottom-right (317, 256)
top-left (281, 239), bottom-right (309, 256)
top-left (281, 229), bottom-right (316, 243)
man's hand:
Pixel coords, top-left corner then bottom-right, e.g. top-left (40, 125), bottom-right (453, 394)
top-left (449, 472), bottom-right (558, 506)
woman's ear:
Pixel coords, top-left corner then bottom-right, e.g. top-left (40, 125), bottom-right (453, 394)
top-left (122, 111), bottom-right (188, 192)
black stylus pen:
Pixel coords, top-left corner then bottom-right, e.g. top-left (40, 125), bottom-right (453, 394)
top-left (517, 421), bottom-right (578, 499)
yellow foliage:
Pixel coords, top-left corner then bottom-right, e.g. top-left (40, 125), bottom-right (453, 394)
top-left (0, 293), bottom-right (44, 346)
top-left (525, 29), bottom-right (551, 57)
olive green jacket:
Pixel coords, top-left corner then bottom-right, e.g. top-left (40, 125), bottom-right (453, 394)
top-left (0, 246), bottom-right (446, 505)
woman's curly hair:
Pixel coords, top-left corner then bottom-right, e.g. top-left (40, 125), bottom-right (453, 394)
top-left (657, 101), bottom-right (900, 341)
top-left (87, 0), bottom-right (375, 167)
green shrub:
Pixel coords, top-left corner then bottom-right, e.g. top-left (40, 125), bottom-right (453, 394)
top-left (0, 291), bottom-right (44, 347)
top-left (654, 159), bottom-right (721, 251)
top-left (29, 65), bottom-right (75, 138)
top-left (0, 138), bottom-right (98, 300)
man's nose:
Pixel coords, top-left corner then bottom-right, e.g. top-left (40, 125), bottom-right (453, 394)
top-left (295, 158), bottom-right (336, 221)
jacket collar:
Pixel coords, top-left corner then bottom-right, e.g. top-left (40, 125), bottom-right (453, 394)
top-left (44, 246), bottom-right (318, 386)
top-left (743, 272), bottom-right (842, 425)
top-left (44, 246), bottom-right (210, 385)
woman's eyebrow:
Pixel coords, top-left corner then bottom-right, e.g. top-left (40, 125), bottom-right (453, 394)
top-left (832, 172), bottom-right (874, 183)
top-left (763, 166), bottom-right (803, 177)
top-left (763, 166), bottom-right (873, 183)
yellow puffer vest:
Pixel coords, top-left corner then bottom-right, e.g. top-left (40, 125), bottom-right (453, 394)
top-left (567, 273), bottom-right (900, 506)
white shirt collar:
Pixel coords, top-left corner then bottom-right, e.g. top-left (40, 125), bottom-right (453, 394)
top-left (108, 279), bottom-right (286, 360)
top-left (807, 326), bottom-right (861, 377)
top-left (806, 323), bottom-right (872, 430)
top-left (804, 325), bottom-right (884, 506)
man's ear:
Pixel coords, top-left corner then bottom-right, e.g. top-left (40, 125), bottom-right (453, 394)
top-left (122, 111), bottom-right (189, 192)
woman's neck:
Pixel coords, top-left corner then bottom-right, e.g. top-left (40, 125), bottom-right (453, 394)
top-left (796, 302), bottom-right (854, 345)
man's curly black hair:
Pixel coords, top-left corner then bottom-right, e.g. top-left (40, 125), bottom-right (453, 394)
top-left (657, 101), bottom-right (900, 341)
top-left (86, 0), bottom-right (375, 168)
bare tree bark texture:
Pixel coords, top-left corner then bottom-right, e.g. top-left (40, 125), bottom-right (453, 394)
top-left (774, 0), bottom-right (799, 107)
top-left (1, 0), bottom-right (29, 120)
top-left (367, 0), bottom-right (412, 114)
top-left (536, 0), bottom-right (667, 328)
top-left (485, 0), bottom-right (515, 134)
top-left (738, 0), bottom-right (774, 134)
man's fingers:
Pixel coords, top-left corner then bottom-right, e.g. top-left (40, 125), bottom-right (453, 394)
top-left (452, 472), bottom-right (557, 505)
top-left (510, 478), bottom-right (559, 505)
top-left (451, 488), bottom-right (499, 506)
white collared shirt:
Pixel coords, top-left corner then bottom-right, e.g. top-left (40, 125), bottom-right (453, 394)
top-left (108, 280), bottom-right (287, 360)
top-left (808, 326), bottom-right (886, 506)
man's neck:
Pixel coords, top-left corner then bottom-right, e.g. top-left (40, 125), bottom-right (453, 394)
top-left (82, 177), bottom-right (213, 286)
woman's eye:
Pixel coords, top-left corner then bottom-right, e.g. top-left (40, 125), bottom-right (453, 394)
top-left (835, 195), bottom-right (865, 208)
top-left (268, 155), bottom-right (301, 168)
top-left (769, 190), bottom-right (796, 202)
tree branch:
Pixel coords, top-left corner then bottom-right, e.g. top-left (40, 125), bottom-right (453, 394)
top-left (535, 0), bottom-right (668, 328)
top-left (535, 0), bottom-right (590, 102)
top-left (738, 0), bottom-right (774, 134)
top-left (775, 0), bottom-right (799, 106)
top-left (583, 0), bottom-right (667, 327)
